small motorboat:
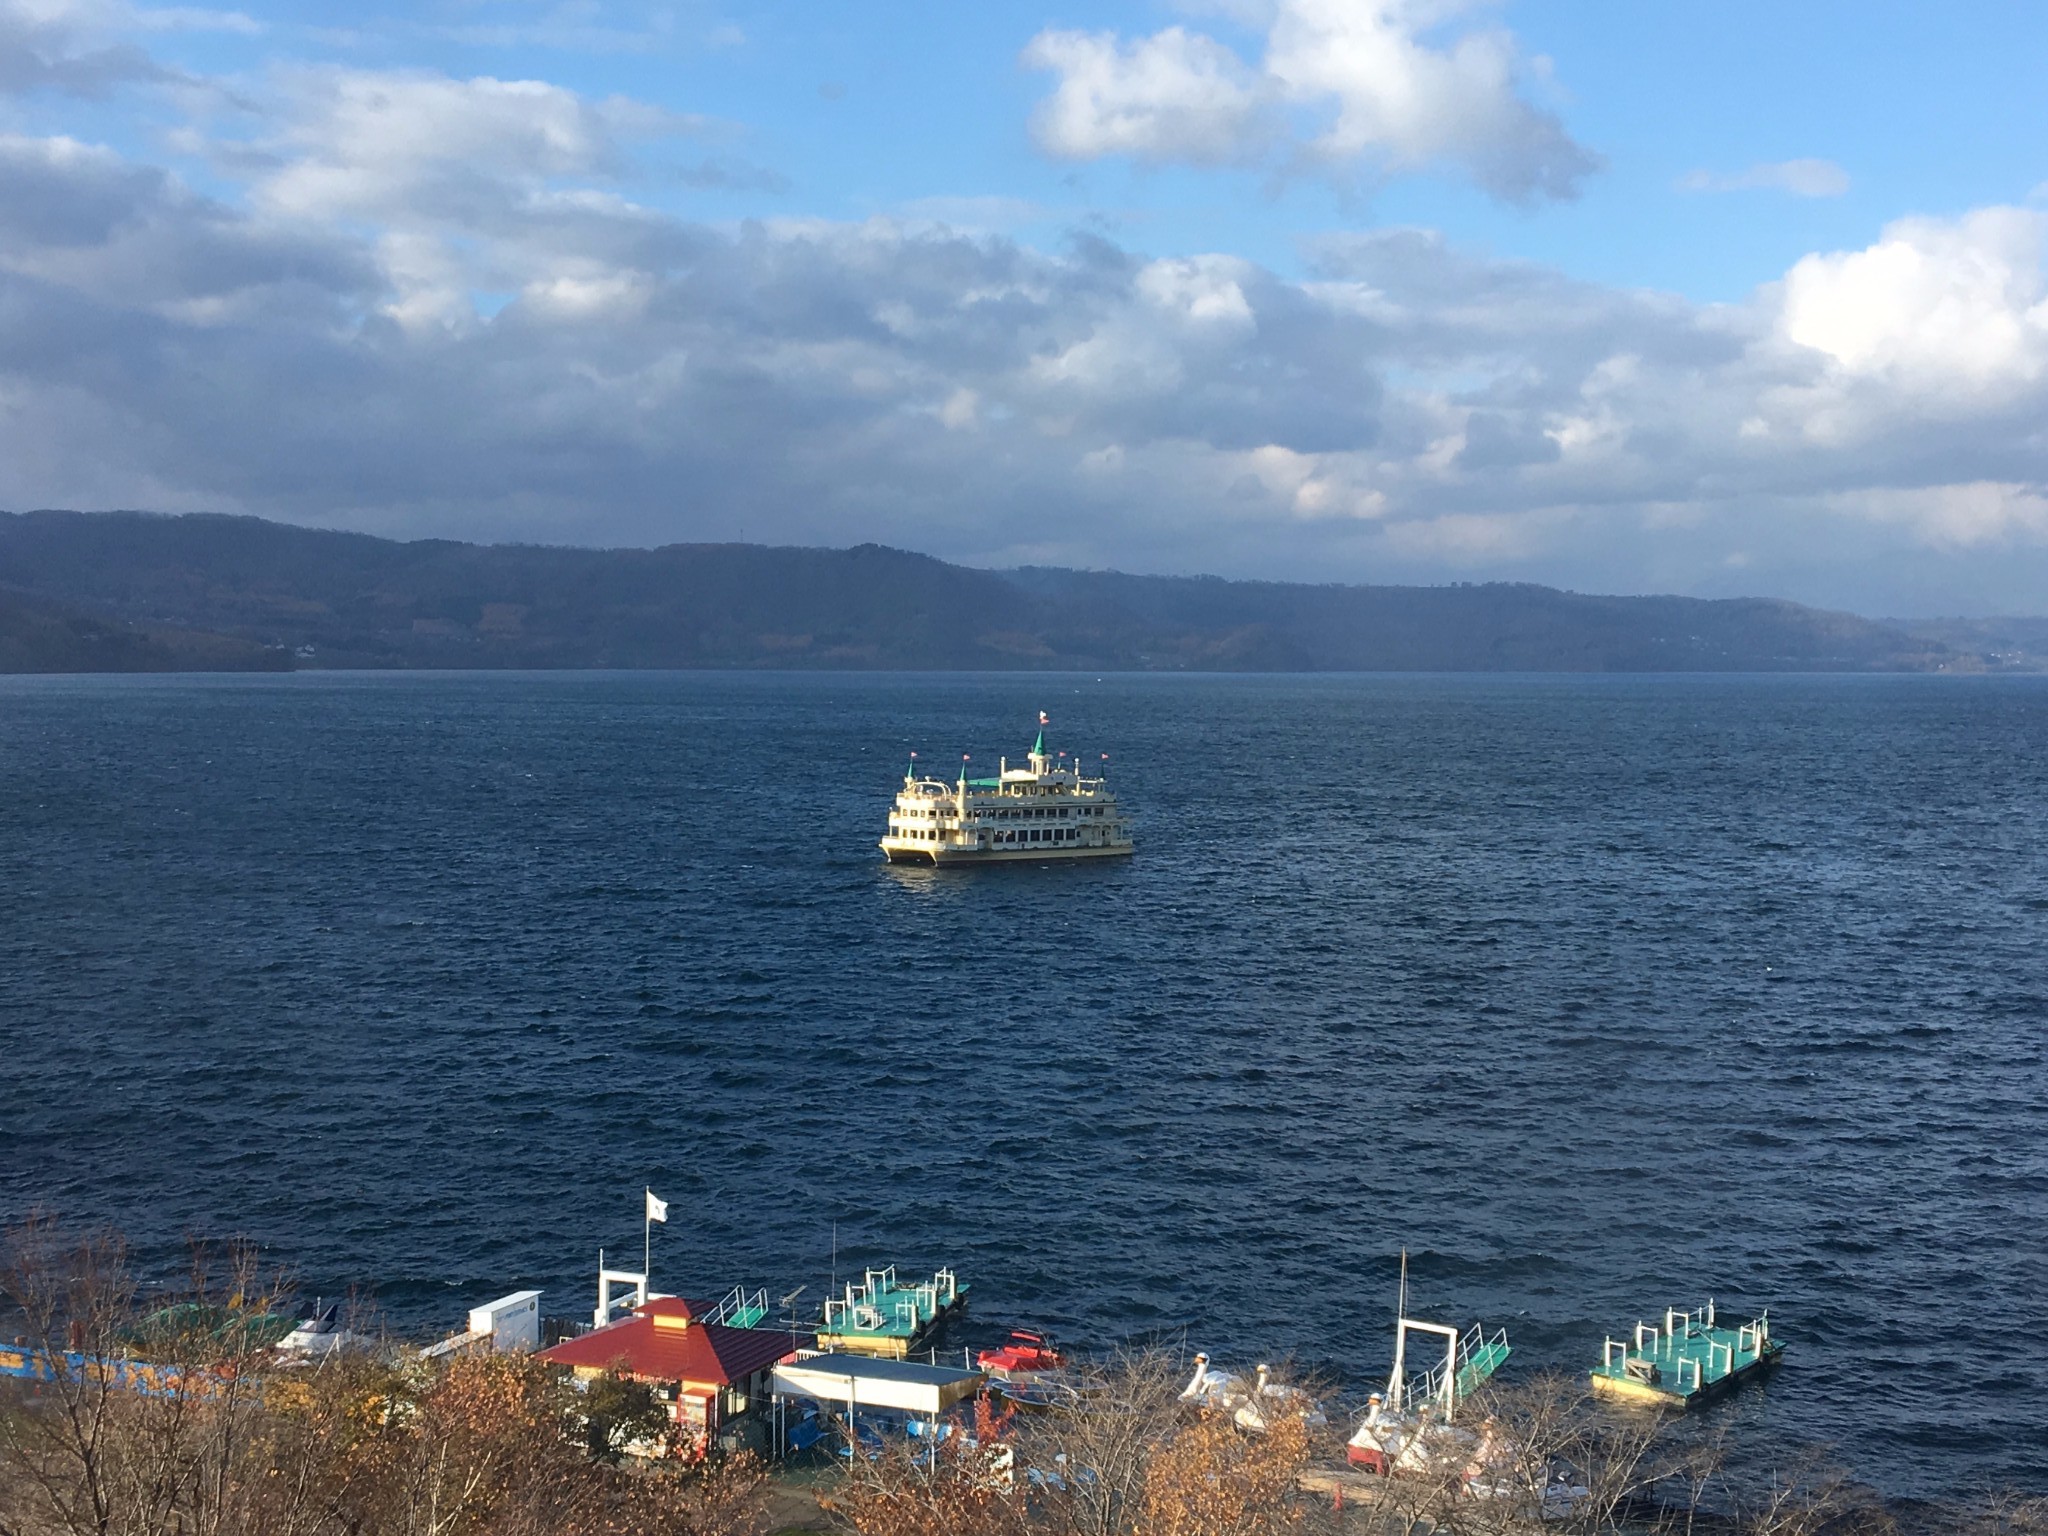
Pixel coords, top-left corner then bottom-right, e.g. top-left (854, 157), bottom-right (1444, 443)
top-left (277, 1300), bottom-right (357, 1360)
top-left (978, 1329), bottom-right (1065, 1376)
top-left (989, 1373), bottom-right (1084, 1410)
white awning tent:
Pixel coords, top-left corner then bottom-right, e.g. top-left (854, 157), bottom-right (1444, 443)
top-left (773, 1352), bottom-right (984, 1416)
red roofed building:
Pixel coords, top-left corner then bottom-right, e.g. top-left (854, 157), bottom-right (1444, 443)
top-left (537, 1297), bottom-right (811, 1450)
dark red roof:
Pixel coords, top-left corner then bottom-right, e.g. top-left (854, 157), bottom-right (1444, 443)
top-left (538, 1298), bottom-right (811, 1389)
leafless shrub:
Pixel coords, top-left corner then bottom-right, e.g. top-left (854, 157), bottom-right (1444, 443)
top-left (0, 1216), bottom-right (771, 1536)
top-left (825, 1347), bottom-right (1335, 1536)
top-left (1724, 1446), bottom-right (1899, 1536)
top-left (0, 1212), bottom-right (296, 1536)
top-left (823, 1396), bottom-right (1032, 1536)
top-left (1964, 1492), bottom-right (2048, 1536)
top-left (1021, 1346), bottom-right (1191, 1536)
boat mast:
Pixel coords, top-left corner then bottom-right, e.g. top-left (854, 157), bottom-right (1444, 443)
top-left (1387, 1249), bottom-right (1409, 1411)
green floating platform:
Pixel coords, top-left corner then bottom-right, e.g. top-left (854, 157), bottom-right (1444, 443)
top-left (1590, 1302), bottom-right (1783, 1408)
top-left (817, 1266), bottom-right (968, 1359)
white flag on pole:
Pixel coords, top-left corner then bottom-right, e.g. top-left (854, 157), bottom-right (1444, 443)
top-left (645, 1189), bottom-right (669, 1224)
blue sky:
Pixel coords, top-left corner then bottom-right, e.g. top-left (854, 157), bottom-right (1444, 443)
top-left (5, 0), bottom-right (2048, 612)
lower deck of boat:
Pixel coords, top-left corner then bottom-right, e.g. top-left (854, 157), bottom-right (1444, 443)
top-left (883, 844), bottom-right (1134, 866)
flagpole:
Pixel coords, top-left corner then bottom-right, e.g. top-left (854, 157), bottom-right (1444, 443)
top-left (644, 1187), bottom-right (652, 1282)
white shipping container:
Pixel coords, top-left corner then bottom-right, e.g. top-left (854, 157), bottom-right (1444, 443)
top-left (468, 1290), bottom-right (542, 1353)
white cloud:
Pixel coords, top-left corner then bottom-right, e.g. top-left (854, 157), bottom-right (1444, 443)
top-left (1022, 27), bottom-right (1266, 165)
top-left (1680, 158), bottom-right (1849, 198)
top-left (258, 70), bottom-right (657, 213)
top-left (131, 6), bottom-right (259, 34)
top-left (1776, 206), bottom-right (2048, 395)
top-left (3, 50), bottom-right (2048, 609)
top-left (0, 0), bottom-right (164, 94)
top-left (0, 130), bottom-right (371, 313)
top-left (1264, 0), bottom-right (1598, 199)
top-left (229, 67), bottom-right (719, 329)
top-left (1383, 508), bottom-right (1549, 560)
top-left (1022, 0), bottom-right (1599, 202)
top-left (1134, 255), bottom-right (1256, 328)
top-left (1836, 482), bottom-right (2048, 549)
top-left (520, 269), bottom-right (650, 319)
top-left (937, 387), bottom-right (979, 429)
top-left (894, 194), bottom-right (1057, 235)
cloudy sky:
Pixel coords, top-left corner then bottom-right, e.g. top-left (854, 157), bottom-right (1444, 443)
top-left (4, 0), bottom-right (2048, 613)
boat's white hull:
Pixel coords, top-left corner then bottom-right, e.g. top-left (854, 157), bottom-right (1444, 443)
top-left (881, 840), bottom-right (1134, 866)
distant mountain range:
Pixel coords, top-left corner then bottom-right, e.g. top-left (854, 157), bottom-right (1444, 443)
top-left (0, 509), bottom-right (2025, 674)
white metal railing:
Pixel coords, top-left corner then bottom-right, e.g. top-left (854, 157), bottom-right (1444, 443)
top-left (825, 1267), bottom-right (961, 1333)
top-left (1606, 1302), bottom-right (1774, 1391)
top-left (706, 1287), bottom-right (769, 1327)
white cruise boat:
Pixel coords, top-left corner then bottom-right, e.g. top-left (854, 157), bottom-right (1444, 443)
top-left (881, 714), bottom-right (1134, 867)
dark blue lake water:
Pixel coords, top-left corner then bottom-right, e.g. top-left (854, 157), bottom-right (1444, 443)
top-left (2, 671), bottom-right (2044, 1499)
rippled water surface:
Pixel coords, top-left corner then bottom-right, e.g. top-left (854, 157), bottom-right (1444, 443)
top-left (3, 671), bottom-right (2045, 1498)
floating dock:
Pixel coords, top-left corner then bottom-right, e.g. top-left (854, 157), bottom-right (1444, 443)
top-left (1590, 1301), bottom-right (1782, 1408)
top-left (817, 1267), bottom-right (968, 1359)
